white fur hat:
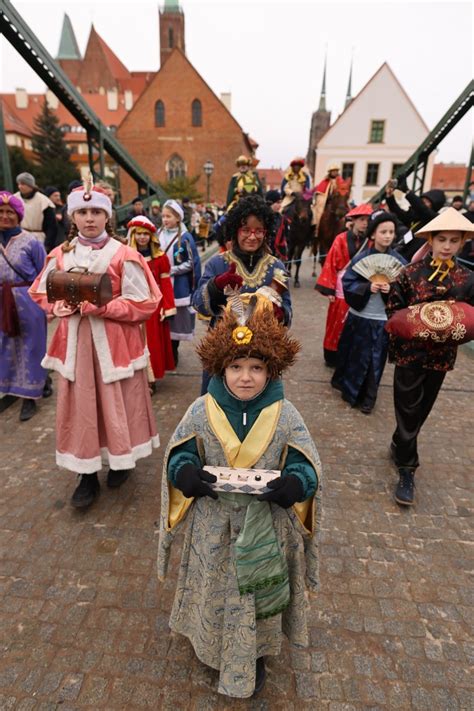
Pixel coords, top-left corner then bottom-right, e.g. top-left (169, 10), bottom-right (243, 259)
top-left (67, 186), bottom-right (112, 218)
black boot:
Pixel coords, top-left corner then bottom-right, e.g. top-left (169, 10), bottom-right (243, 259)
top-left (42, 375), bottom-right (53, 398)
top-left (71, 473), bottom-right (100, 509)
top-left (19, 398), bottom-right (37, 421)
top-left (253, 657), bottom-right (266, 695)
top-left (395, 468), bottom-right (415, 506)
top-left (106, 469), bottom-right (130, 489)
top-left (171, 340), bottom-right (179, 366)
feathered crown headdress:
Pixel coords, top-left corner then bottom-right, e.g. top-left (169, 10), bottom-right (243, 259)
top-left (196, 289), bottom-right (300, 379)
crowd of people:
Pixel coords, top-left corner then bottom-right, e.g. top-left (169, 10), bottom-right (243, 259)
top-left (1, 160), bottom-right (473, 699)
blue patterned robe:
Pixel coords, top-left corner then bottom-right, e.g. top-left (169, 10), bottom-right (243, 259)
top-left (0, 229), bottom-right (47, 398)
top-left (157, 396), bottom-right (322, 698)
top-left (192, 251), bottom-right (292, 326)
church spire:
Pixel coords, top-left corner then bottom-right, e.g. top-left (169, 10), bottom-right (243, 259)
top-left (163, 0), bottom-right (182, 12)
top-left (57, 14), bottom-right (81, 60)
top-left (345, 53), bottom-right (353, 109)
top-left (318, 51), bottom-right (327, 110)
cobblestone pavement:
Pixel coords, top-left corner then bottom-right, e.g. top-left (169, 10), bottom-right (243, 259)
top-left (0, 254), bottom-right (473, 710)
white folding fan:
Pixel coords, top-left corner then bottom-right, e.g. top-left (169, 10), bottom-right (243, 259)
top-left (352, 254), bottom-right (404, 284)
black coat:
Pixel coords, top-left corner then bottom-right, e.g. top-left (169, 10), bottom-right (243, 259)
top-left (387, 190), bottom-right (446, 261)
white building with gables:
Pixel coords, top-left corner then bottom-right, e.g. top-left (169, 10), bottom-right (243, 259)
top-left (312, 63), bottom-right (433, 204)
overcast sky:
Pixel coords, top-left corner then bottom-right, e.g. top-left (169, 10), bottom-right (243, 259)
top-left (1, 0), bottom-right (472, 168)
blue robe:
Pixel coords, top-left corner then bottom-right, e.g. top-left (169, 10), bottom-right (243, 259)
top-left (192, 251), bottom-right (292, 326)
top-left (332, 247), bottom-right (406, 406)
top-left (162, 229), bottom-right (201, 341)
top-left (0, 228), bottom-right (47, 398)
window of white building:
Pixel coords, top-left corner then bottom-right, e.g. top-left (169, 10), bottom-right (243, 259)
top-left (369, 120), bottom-right (385, 143)
top-left (365, 163), bottom-right (380, 185)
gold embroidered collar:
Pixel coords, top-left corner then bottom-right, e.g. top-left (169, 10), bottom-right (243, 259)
top-left (225, 252), bottom-right (276, 289)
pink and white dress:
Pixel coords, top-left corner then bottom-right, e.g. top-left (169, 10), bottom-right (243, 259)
top-left (30, 235), bottom-right (162, 474)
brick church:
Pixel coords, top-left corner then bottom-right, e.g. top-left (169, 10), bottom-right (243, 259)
top-left (1, 0), bottom-right (257, 204)
top-left (118, 1), bottom-right (257, 203)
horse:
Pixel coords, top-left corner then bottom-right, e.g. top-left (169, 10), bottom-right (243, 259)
top-left (283, 195), bottom-right (314, 287)
top-left (311, 187), bottom-right (350, 275)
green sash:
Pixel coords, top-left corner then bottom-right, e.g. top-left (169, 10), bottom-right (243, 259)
top-left (222, 492), bottom-right (290, 619)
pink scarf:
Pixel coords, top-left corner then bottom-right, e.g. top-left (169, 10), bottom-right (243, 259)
top-left (77, 230), bottom-right (110, 250)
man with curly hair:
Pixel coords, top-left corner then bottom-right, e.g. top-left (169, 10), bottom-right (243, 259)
top-left (193, 195), bottom-right (292, 392)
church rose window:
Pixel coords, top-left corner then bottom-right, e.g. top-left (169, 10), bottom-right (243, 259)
top-left (192, 99), bottom-right (202, 127)
top-left (167, 154), bottom-right (186, 179)
top-left (155, 100), bottom-right (165, 127)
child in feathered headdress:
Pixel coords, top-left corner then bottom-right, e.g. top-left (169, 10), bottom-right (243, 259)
top-left (127, 215), bottom-right (176, 381)
top-left (157, 294), bottom-right (322, 699)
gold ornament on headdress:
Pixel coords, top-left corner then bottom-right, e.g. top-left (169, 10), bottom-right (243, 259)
top-left (196, 289), bottom-right (300, 379)
top-left (224, 287), bottom-right (257, 345)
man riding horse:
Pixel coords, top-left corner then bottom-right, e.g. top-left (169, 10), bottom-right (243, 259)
top-left (226, 155), bottom-right (263, 211)
top-left (311, 162), bottom-right (350, 268)
top-left (280, 157), bottom-right (311, 213)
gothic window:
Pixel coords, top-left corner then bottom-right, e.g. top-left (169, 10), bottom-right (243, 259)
top-left (155, 100), bottom-right (165, 127)
top-left (167, 154), bottom-right (186, 180)
top-left (191, 99), bottom-right (202, 127)
top-left (168, 27), bottom-right (174, 48)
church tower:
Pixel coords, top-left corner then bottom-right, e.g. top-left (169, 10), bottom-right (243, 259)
top-left (345, 55), bottom-right (354, 109)
top-left (306, 55), bottom-right (331, 176)
top-left (56, 14), bottom-right (82, 85)
top-left (159, 0), bottom-right (186, 67)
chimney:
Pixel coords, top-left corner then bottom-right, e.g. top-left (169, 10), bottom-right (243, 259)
top-left (15, 88), bottom-right (29, 109)
top-left (46, 90), bottom-right (59, 109)
top-left (220, 92), bottom-right (231, 112)
top-left (106, 88), bottom-right (118, 111)
top-left (124, 90), bottom-right (133, 110)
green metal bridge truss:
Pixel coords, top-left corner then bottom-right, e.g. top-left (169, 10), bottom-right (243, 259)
top-left (371, 79), bottom-right (474, 204)
top-left (0, 0), bottom-right (167, 219)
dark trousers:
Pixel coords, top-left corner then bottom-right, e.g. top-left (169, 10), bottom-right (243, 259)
top-left (359, 362), bottom-right (378, 410)
top-left (392, 365), bottom-right (446, 469)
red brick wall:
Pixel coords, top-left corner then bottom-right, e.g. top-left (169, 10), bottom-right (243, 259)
top-left (76, 30), bottom-right (116, 92)
top-left (117, 50), bottom-right (252, 205)
top-left (159, 11), bottom-right (185, 67)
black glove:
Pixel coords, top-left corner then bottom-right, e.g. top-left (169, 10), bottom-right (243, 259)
top-left (175, 463), bottom-right (218, 500)
top-left (257, 474), bottom-right (304, 509)
top-left (396, 175), bottom-right (408, 193)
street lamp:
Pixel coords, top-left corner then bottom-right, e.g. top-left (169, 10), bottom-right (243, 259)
top-left (203, 159), bottom-right (214, 203)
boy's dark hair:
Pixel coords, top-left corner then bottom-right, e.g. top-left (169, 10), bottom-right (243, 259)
top-left (452, 195), bottom-right (463, 202)
top-left (225, 195), bottom-right (274, 243)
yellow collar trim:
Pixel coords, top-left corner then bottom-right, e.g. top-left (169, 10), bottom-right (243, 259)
top-left (428, 257), bottom-right (455, 282)
top-left (284, 168), bottom-right (306, 184)
top-left (225, 252), bottom-right (276, 289)
top-left (205, 394), bottom-right (282, 468)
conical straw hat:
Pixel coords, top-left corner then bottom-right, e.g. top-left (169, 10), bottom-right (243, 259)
top-left (416, 207), bottom-right (474, 237)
